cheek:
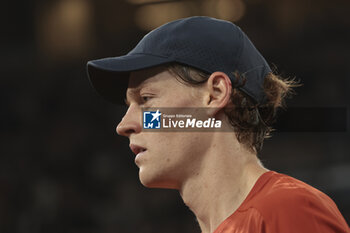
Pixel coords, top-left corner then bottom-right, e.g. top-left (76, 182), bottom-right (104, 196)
top-left (140, 132), bottom-right (213, 188)
top-left (159, 88), bottom-right (204, 108)
top-left (151, 133), bottom-right (208, 169)
top-left (175, 93), bottom-right (202, 107)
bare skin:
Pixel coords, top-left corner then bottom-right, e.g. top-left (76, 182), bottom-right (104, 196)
top-left (117, 66), bottom-right (268, 233)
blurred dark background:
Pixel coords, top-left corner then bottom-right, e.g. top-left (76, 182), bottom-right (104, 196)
top-left (1, 0), bottom-right (349, 232)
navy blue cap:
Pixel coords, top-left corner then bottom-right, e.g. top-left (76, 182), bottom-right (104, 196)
top-left (87, 16), bottom-right (271, 104)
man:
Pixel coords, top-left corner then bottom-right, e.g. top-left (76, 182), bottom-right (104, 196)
top-left (87, 16), bottom-right (349, 233)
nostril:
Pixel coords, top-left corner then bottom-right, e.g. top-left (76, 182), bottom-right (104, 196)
top-left (124, 128), bottom-right (136, 136)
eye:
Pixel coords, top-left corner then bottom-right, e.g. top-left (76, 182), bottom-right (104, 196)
top-left (139, 91), bottom-right (156, 105)
top-left (141, 95), bottom-right (152, 103)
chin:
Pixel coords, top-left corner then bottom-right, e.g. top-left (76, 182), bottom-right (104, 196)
top-left (139, 171), bottom-right (179, 190)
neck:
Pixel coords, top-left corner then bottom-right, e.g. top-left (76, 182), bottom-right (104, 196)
top-left (179, 134), bottom-right (268, 233)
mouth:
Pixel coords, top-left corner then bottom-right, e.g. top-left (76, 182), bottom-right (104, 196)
top-left (129, 144), bottom-right (147, 156)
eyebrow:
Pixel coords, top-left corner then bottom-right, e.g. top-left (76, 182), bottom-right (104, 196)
top-left (124, 81), bottom-right (158, 106)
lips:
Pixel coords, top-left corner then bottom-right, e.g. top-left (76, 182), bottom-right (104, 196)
top-left (129, 144), bottom-right (147, 156)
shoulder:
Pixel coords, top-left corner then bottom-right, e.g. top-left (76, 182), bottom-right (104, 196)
top-left (255, 172), bottom-right (330, 210)
top-left (251, 172), bottom-right (349, 233)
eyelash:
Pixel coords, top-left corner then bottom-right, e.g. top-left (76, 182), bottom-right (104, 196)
top-left (141, 95), bottom-right (153, 103)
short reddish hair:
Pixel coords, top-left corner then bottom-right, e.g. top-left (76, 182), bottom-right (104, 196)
top-left (167, 63), bottom-right (297, 153)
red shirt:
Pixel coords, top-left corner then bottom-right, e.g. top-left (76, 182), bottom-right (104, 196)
top-left (213, 171), bottom-right (350, 233)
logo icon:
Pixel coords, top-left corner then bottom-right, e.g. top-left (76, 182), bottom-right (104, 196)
top-left (143, 110), bottom-right (161, 129)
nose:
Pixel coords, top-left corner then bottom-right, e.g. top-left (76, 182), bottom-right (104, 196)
top-left (116, 104), bottom-right (142, 137)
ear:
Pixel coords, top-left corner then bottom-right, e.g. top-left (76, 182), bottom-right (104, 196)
top-left (204, 72), bottom-right (232, 116)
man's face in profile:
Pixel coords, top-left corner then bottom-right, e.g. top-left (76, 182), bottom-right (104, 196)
top-left (116, 66), bottom-right (215, 190)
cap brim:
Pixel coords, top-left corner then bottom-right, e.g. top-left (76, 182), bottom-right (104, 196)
top-left (87, 54), bottom-right (173, 104)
